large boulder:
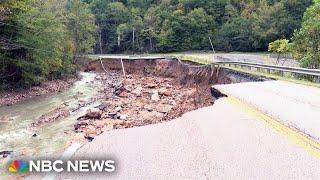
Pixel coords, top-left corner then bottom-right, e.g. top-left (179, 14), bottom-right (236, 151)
top-left (85, 108), bottom-right (102, 119)
top-left (159, 87), bottom-right (171, 96)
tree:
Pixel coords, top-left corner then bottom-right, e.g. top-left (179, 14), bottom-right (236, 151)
top-left (215, 16), bottom-right (252, 52)
top-left (1, 0), bottom-right (96, 88)
top-left (90, 1), bottom-right (129, 53)
top-left (251, 0), bottom-right (287, 50)
top-left (67, 0), bottom-right (96, 62)
top-left (186, 8), bottom-right (215, 50)
top-left (14, 0), bottom-right (74, 85)
top-left (268, 39), bottom-right (290, 65)
top-left (1, 0), bottom-right (316, 88)
top-left (291, 0), bottom-right (320, 68)
top-left (281, 0), bottom-right (312, 38)
top-left (88, 0), bottom-right (312, 53)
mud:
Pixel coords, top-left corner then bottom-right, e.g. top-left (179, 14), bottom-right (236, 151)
top-left (73, 58), bottom-right (263, 141)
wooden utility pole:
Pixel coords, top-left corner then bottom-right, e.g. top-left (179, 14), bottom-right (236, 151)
top-left (209, 37), bottom-right (216, 61)
top-left (99, 27), bottom-right (103, 55)
top-left (209, 37), bottom-right (215, 54)
top-left (120, 58), bottom-right (126, 77)
top-left (149, 38), bottom-right (152, 51)
top-left (132, 27), bottom-right (135, 49)
top-left (118, 34), bottom-right (121, 48)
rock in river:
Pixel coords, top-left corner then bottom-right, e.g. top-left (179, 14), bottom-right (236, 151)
top-left (0, 150), bottom-right (13, 158)
top-left (85, 108), bottom-right (102, 119)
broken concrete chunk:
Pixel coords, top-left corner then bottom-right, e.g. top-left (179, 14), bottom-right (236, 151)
top-left (115, 106), bottom-right (122, 112)
top-left (151, 90), bottom-right (160, 102)
top-left (119, 114), bottom-right (128, 120)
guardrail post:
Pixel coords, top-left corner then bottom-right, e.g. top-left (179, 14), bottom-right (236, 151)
top-left (211, 60), bottom-right (320, 82)
top-left (279, 70), bottom-right (284, 76)
top-left (257, 67), bottom-right (261, 72)
top-left (292, 73), bottom-right (298, 79)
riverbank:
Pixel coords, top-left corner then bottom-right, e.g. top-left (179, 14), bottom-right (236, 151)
top-left (0, 77), bottom-right (78, 106)
top-left (0, 72), bottom-right (101, 160)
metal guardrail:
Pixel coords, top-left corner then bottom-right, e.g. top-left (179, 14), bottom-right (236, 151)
top-left (212, 57), bottom-right (320, 83)
top-left (214, 61), bottom-right (320, 77)
top-left (87, 54), bottom-right (320, 82)
top-left (168, 55), bottom-right (320, 82)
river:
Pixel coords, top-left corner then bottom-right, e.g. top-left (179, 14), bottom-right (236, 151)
top-left (0, 72), bottom-right (101, 159)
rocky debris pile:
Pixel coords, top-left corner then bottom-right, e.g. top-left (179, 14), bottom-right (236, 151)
top-left (30, 104), bottom-right (70, 127)
top-left (0, 78), bottom-right (77, 106)
top-left (74, 70), bottom-right (214, 141)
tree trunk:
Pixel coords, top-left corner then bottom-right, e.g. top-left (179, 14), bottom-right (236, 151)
top-left (132, 27), bottom-right (135, 49)
top-left (99, 27), bottom-right (103, 54)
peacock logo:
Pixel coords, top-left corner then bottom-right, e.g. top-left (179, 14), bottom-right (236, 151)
top-left (8, 160), bottom-right (29, 173)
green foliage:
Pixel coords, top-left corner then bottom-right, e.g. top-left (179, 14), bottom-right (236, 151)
top-left (215, 16), bottom-right (252, 52)
top-left (291, 0), bottom-right (320, 68)
top-left (90, 1), bottom-right (130, 52)
top-left (251, 1), bottom-right (287, 50)
top-left (0, 0), bottom-right (95, 88)
top-left (67, 0), bottom-right (96, 59)
top-left (268, 39), bottom-right (290, 54)
top-left (88, 0), bottom-right (311, 53)
top-left (0, 0), bottom-right (316, 88)
top-left (268, 39), bottom-right (290, 64)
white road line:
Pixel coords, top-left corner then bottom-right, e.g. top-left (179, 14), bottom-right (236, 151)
top-left (42, 143), bottom-right (82, 180)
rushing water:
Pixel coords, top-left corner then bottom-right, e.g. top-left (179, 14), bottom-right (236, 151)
top-left (0, 72), bottom-right (101, 158)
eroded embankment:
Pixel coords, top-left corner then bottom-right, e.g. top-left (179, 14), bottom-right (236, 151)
top-left (0, 78), bottom-right (77, 106)
top-left (0, 58), bottom-right (268, 160)
top-left (0, 72), bottom-right (101, 159)
top-left (74, 58), bottom-right (267, 141)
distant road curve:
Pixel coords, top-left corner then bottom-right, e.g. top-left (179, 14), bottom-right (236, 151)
top-left (177, 52), bottom-right (299, 67)
top-left (87, 52), bottom-right (299, 67)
